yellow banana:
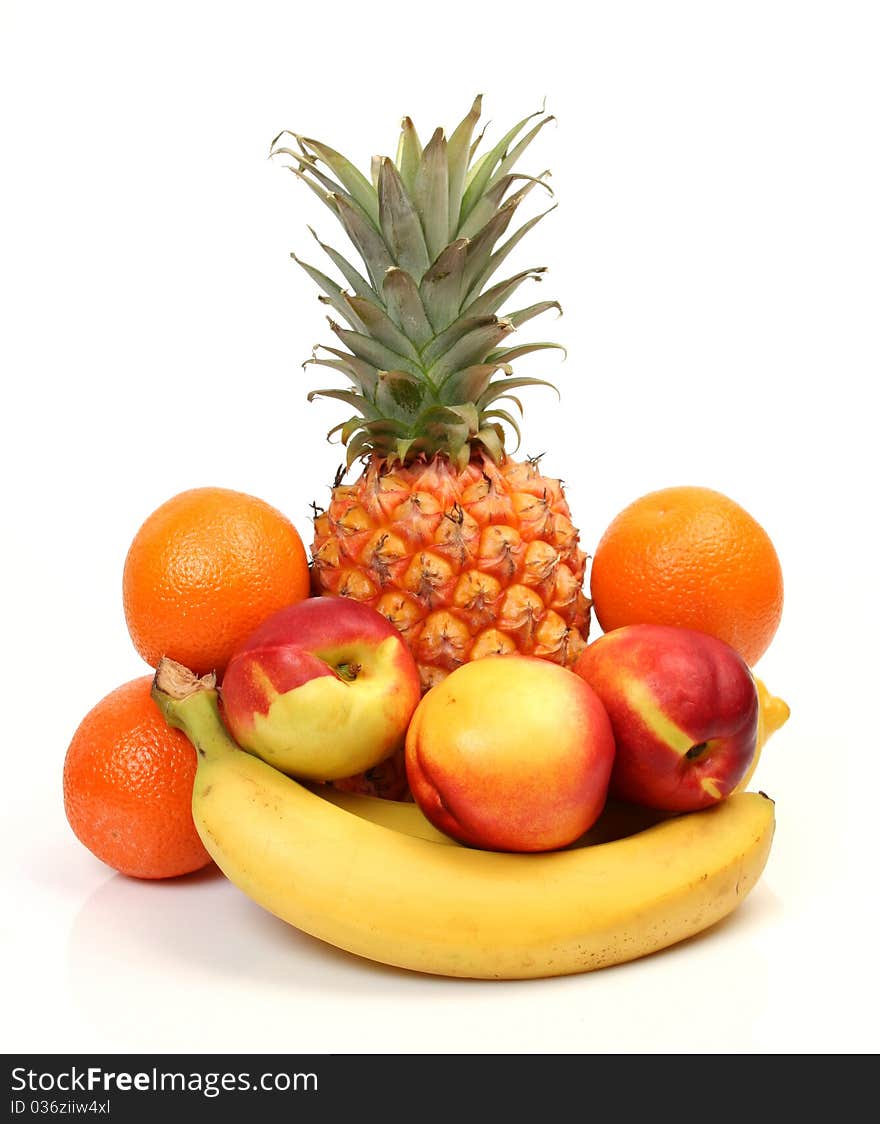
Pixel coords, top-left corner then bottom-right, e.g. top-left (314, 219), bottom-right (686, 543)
top-left (315, 675), bottom-right (788, 842)
top-left (154, 658), bottom-right (776, 979)
top-left (735, 676), bottom-right (790, 793)
top-left (309, 785), bottom-right (456, 843)
top-left (312, 783), bottom-right (674, 847)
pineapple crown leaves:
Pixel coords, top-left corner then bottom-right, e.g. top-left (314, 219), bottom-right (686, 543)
top-left (271, 96), bottom-right (565, 471)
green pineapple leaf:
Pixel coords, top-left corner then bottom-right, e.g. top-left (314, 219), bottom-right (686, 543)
top-left (419, 238), bottom-right (469, 332)
top-left (377, 158), bottom-right (431, 280)
top-left (446, 94), bottom-right (483, 238)
top-left (382, 268), bottom-right (434, 348)
top-left (395, 116), bottom-right (423, 195)
top-left (413, 128), bottom-right (450, 262)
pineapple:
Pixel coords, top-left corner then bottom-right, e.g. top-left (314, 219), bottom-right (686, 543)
top-left (272, 97), bottom-right (591, 699)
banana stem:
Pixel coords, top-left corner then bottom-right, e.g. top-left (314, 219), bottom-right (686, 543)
top-left (151, 657), bottom-right (239, 761)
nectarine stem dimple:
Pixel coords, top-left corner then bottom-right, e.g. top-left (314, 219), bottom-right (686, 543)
top-left (686, 742), bottom-right (709, 761)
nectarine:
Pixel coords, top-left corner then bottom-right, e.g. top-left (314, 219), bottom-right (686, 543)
top-left (221, 597), bottom-right (422, 781)
top-left (574, 624), bottom-right (758, 811)
top-left (405, 656), bottom-right (616, 852)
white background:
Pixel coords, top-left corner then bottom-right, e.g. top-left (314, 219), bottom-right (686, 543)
top-left (2, 0), bottom-right (878, 1055)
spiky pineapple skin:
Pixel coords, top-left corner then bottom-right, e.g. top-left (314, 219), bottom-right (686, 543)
top-left (312, 453), bottom-right (591, 694)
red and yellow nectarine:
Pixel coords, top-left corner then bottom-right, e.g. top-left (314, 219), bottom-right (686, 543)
top-left (221, 597), bottom-right (422, 781)
top-left (574, 624), bottom-right (758, 811)
top-left (405, 655), bottom-right (616, 852)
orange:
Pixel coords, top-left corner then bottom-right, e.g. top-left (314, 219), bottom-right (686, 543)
top-left (123, 487), bottom-right (310, 677)
top-left (589, 486), bottom-right (783, 666)
top-left (63, 676), bottom-right (212, 879)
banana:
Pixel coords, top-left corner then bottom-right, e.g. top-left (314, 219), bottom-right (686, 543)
top-left (307, 785), bottom-right (457, 843)
top-left (312, 783), bottom-right (673, 846)
top-left (153, 658), bottom-right (776, 981)
top-left (315, 675), bottom-right (788, 842)
top-left (735, 676), bottom-right (790, 792)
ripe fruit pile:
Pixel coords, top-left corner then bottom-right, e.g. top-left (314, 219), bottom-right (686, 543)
top-left (63, 99), bottom-right (790, 979)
